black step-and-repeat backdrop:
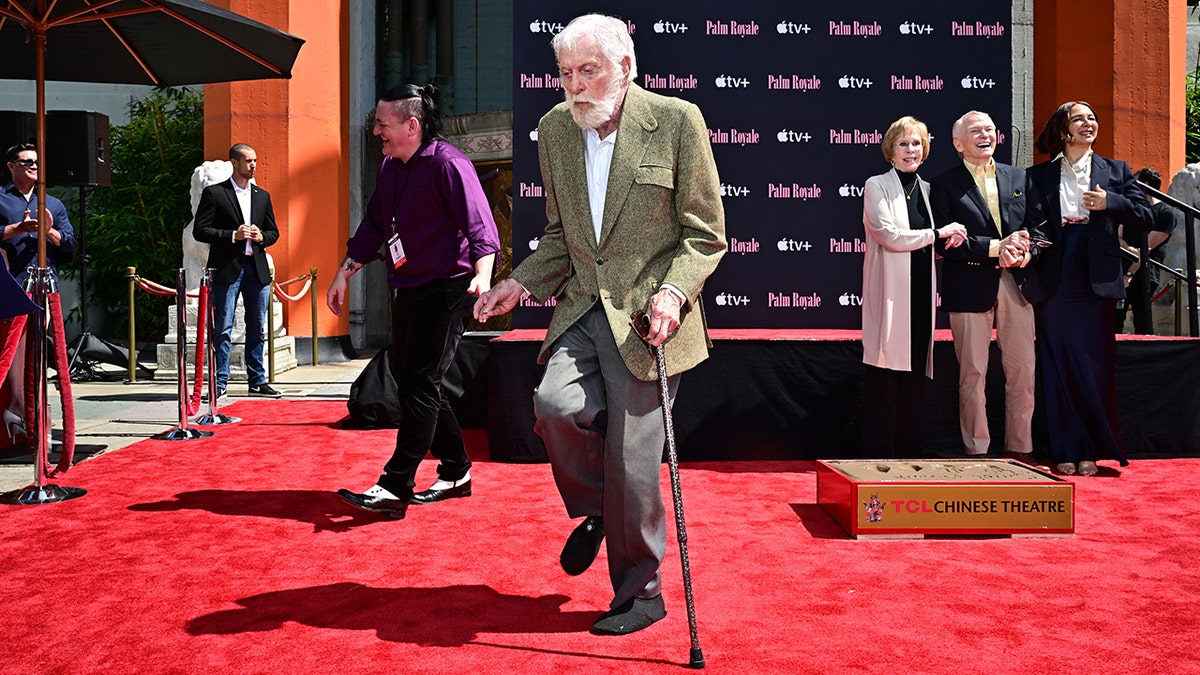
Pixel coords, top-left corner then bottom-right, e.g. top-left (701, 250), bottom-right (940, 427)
top-left (513, 2), bottom-right (1012, 329)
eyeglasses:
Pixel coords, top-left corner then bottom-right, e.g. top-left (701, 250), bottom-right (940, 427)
top-left (12, 158), bottom-right (37, 167)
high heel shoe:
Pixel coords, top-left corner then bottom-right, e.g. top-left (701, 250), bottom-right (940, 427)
top-left (3, 409), bottom-right (25, 439)
top-left (3, 408), bottom-right (60, 446)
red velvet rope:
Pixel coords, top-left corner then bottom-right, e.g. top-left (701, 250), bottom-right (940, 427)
top-left (0, 315), bottom-right (26, 387)
top-left (185, 284), bottom-right (209, 416)
top-left (136, 277), bottom-right (200, 299)
top-left (272, 276), bottom-right (312, 303)
top-left (129, 275), bottom-right (209, 415)
top-left (11, 292), bottom-right (74, 480)
top-left (47, 292), bottom-right (75, 477)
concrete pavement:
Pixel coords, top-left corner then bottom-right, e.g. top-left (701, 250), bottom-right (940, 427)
top-left (0, 357), bottom-right (371, 495)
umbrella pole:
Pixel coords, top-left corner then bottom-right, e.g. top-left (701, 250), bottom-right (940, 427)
top-left (5, 20), bottom-right (84, 506)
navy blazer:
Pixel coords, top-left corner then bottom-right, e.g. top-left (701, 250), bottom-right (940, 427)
top-left (930, 162), bottom-right (1027, 313)
top-left (192, 178), bottom-right (279, 286)
top-left (1019, 155), bottom-right (1154, 305)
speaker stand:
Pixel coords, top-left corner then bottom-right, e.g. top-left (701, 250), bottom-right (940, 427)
top-left (65, 186), bottom-right (150, 381)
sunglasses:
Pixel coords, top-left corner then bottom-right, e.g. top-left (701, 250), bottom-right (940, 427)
top-left (12, 158), bottom-right (37, 168)
top-left (1028, 222), bottom-right (1053, 249)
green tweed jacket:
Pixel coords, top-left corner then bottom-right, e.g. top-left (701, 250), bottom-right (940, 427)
top-left (512, 84), bottom-right (727, 381)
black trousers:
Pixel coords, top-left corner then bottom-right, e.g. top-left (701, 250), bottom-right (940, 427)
top-left (1036, 224), bottom-right (1125, 466)
top-left (377, 276), bottom-right (473, 497)
top-left (861, 364), bottom-right (926, 458)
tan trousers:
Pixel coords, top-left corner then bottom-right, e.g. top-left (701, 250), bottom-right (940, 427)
top-left (948, 270), bottom-right (1036, 455)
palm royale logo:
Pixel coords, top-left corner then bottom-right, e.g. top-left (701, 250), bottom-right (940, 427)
top-left (951, 21), bottom-right (1006, 38)
top-left (519, 73), bottom-right (561, 89)
top-left (643, 73), bottom-right (699, 91)
top-left (891, 74), bottom-right (944, 92)
top-left (768, 291), bottom-right (822, 309)
top-left (708, 128), bottom-right (760, 145)
top-left (828, 20), bottom-right (882, 37)
top-left (830, 128), bottom-right (883, 146)
top-left (705, 20), bottom-right (760, 37)
top-left (728, 237), bottom-right (760, 255)
top-left (767, 74), bottom-right (821, 91)
top-left (830, 237), bottom-right (867, 253)
top-left (768, 183), bottom-right (821, 200)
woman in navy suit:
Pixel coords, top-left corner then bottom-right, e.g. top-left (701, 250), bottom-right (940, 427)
top-left (1016, 102), bottom-right (1154, 476)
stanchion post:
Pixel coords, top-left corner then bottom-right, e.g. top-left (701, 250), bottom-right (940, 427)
top-left (310, 267), bottom-right (319, 366)
top-left (152, 269), bottom-right (212, 441)
top-left (196, 268), bottom-right (240, 426)
top-left (126, 266), bottom-right (137, 382)
top-left (268, 270), bottom-right (276, 383)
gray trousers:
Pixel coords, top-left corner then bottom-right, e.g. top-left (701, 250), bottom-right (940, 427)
top-left (533, 304), bottom-right (678, 609)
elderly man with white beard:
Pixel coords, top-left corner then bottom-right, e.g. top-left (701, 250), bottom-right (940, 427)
top-left (473, 13), bottom-right (726, 635)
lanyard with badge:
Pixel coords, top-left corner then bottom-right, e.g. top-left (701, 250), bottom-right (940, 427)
top-left (387, 157), bottom-right (410, 269)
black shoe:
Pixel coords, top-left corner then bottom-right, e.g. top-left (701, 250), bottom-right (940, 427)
top-left (337, 486), bottom-right (409, 519)
top-left (560, 516), bottom-right (604, 576)
top-left (591, 595), bottom-right (666, 635)
top-left (202, 387), bottom-right (226, 402)
top-left (248, 383), bottom-right (282, 398)
top-left (1001, 450), bottom-right (1048, 468)
top-left (410, 479), bottom-right (472, 504)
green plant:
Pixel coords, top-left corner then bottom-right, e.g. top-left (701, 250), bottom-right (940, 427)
top-left (84, 86), bottom-right (203, 342)
top-left (1188, 68), bottom-right (1200, 165)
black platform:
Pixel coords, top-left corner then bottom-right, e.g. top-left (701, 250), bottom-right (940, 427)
top-left (468, 329), bottom-right (1200, 463)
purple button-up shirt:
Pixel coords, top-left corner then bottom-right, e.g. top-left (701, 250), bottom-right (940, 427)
top-left (346, 140), bottom-right (500, 289)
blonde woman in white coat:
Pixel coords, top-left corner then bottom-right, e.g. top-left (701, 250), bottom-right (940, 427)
top-left (861, 116), bottom-right (966, 457)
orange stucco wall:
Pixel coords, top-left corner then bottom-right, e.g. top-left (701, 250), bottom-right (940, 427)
top-left (203, 0), bottom-right (350, 340)
top-left (1033, 0), bottom-right (1186, 187)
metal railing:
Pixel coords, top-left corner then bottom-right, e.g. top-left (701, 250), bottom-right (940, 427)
top-left (1136, 181), bottom-right (1199, 337)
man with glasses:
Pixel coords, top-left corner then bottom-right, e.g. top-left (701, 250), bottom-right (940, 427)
top-left (1, 143), bottom-right (75, 442)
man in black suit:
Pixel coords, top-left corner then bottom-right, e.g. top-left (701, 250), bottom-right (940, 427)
top-left (193, 143), bottom-right (281, 399)
top-left (931, 111), bottom-right (1036, 462)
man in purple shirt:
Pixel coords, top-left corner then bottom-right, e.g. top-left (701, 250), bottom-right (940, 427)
top-left (328, 83), bottom-right (500, 520)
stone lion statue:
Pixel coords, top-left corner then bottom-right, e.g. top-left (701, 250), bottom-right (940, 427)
top-left (182, 160), bottom-right (233, 295)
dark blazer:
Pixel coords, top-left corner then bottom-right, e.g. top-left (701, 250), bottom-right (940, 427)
top-left (192, 178), bottom-right (279, 285)
top-left (1020, 155), bottom-right (1154, 305)
top-left (930, 162), bottom-right (1027, 312)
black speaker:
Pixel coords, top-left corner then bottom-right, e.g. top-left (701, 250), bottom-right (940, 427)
top-left (0, 110), bottom-right (36, 184)
top-left (46, 110), bottom-right (111, 188)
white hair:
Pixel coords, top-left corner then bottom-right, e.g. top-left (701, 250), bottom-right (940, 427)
top-left (552, 14), bottom-right (637, 83)
top-left (951, 110), bottom-right (993, 140)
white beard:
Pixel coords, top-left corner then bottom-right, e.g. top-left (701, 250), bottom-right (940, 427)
top-left (566, 75), bottom-right (624, 131)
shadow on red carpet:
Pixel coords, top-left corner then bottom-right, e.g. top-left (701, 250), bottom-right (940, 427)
top-left (1, 400), bottom-right (1197, 674)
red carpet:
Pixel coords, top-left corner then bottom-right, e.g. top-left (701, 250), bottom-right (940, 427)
top-left (1, 400), bottom-right (1198, 674)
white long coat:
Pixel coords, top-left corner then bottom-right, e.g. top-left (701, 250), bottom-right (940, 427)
top-left (860, 168), bottom-right (939, 378)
